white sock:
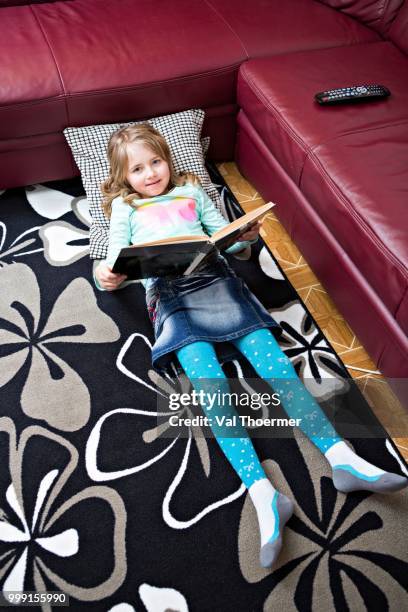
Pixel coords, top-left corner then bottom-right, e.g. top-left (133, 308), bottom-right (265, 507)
top-left (325, 441), bottom-right (385, 477)
top-left (248, 478), bottom-right (279, 546)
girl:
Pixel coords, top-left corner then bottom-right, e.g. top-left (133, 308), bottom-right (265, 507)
top-left (95, 124), bottom-right (407, 569)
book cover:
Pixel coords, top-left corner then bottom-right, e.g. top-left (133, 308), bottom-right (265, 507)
top-left (112, 201), bottom-right (275, 279)
top-left (112, 240), bottom-right (214, 279)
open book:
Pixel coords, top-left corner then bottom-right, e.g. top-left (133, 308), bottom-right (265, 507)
top-left (112, 201), bottom-right (275, 279)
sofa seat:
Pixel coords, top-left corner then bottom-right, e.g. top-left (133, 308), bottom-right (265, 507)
top-left (238, 42), bottom-right (408, 183)
top-left (237, 41), bottom-right (408, 333)
top-left (236, 39), bottom-right (408, 386)
top-left (0, 0), bottom-right (379, 188)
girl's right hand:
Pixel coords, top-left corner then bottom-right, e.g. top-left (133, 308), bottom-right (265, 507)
top-left (96, 262), bottom-right (127, 291)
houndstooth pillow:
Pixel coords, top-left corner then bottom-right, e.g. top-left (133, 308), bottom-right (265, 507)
top-left (64, 109), bottom-right (222, 259)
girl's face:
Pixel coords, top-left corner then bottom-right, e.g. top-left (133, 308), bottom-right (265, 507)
top-left (125, 142), bottom-right (171, 198)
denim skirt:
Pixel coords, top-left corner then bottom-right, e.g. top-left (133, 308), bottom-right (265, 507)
top-left (146, 256), bottom-right (281, 371)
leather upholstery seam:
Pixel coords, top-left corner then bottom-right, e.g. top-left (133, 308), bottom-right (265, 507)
top-left (309, 119), bottom-right (408, 154)
top-left (0, 65), bottom-right (240, 111)
top-left (303, 151), bottom-right (408, 279)
top-left (376, 344), bottom-right (386, 370)
top-left (379, 0), bottom-right (390, 32)
top-left (0, 96), bottom-right (66, 111)
top-left (394, 283), bottom-right (408, 320)
top-left (0, 135), bottom-right (65, 153)
top-left (63, 63), bottom-right (242, 97)
top-left (29, 5), bottom-right (70, 126)
top-left (203, 0), bottom-right (249, 59)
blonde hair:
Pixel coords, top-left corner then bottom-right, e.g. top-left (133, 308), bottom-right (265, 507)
top-left (101, 123), bottom-right (200, 217)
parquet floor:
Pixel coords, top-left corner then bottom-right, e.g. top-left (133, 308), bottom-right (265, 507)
top-left (219, 162), bottom-right (408, 462)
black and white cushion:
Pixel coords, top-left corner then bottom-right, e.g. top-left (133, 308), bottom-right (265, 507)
top-left (64, 109), bottom-right (222, 259)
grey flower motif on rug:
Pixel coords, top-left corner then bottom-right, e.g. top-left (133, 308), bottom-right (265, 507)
top-left (0, 263), bottom-right (120, 431)
top-left (0, 220), bottom-right (43, 265)
top-left (238, 430), bottom-right (408, 611)
top-left (0, 418), bottom-right (127, 607)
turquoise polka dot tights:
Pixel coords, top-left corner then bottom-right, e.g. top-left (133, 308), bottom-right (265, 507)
top-left (176, 328), bottom-right (341, 488)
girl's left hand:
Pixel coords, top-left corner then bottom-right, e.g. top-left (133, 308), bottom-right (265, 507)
top-left (239, 220), bottom-right (261, 242)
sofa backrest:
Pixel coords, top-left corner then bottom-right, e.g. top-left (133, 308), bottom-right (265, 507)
top-left (317, 0), bottom-right (404, 35)
top-left (388, 0), bottom-right (408, 52)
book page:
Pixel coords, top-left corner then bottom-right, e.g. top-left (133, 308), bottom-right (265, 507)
top-left (131, 234), bottom-right (209, 247)
top-left (211, 201), bottom-right (275, 243)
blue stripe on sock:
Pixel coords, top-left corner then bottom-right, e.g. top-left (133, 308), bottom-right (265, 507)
top-left (333, 464), bottom-right (382, 482)
top-left (268, 491), bottom-right (280, 543)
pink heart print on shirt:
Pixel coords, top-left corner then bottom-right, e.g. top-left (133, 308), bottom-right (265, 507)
top-left (175, 198), bottom-right (198, 221)
top-left (136, 197), bottom-right (198, 227)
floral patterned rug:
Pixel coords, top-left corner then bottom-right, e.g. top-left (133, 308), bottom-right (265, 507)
top-left (0, 165), bottom-right (407, 612)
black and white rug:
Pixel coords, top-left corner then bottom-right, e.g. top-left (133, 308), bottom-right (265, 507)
top-left (0, 165), bottom-right (407, 611)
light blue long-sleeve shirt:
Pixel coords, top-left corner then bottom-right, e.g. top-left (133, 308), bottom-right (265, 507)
top-left (96, 183), bottom-right (253, 290)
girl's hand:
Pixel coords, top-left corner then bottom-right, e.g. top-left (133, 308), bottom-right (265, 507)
top-left (96, 262), bottom-right (127, 291)
top-left (239, 220), bottom-right (261, 242)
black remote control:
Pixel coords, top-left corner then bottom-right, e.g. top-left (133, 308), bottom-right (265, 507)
top-left (315, 84), bottom-right (390, 105)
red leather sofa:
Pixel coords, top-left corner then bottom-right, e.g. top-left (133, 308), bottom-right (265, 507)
top-left (235, 1), bottom-right (408, 403)
top-left (1, 0), bottom-right (407, 400)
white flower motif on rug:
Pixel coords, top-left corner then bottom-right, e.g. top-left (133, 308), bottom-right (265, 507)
top-left (38, 197), bottom-right (91, 266)
top-left (85, 333), bottom-right (246, 528)
top-left (108, 583), bottom-right (189, 612)
top-left (0, 263), bottom-right (120, 430)
top-left (24, 184), bottom-right (91, 265)
top-left (25, 185), bottom-right (87, 221)
top-left (258, 247), bottom-right (285, 281)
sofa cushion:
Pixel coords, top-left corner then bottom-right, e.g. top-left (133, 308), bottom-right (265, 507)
top-left (206, 0), bottom-right (378, 57)
top-left (316, 0), bottom-right (404, 35)
top-left (64, 109), bottom-right (223, 259)
top-left (237, 41), bottom-right (408, 324)
top-left (5, 0), bottom-right (244, 135)
top-left (238, 42), bottom-right (408, 183)
top-left (0, 6), bottom-right (66, 140)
